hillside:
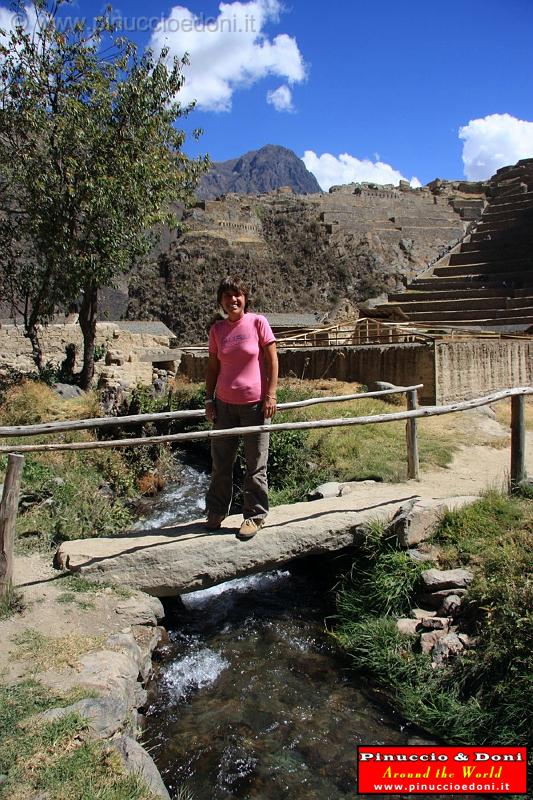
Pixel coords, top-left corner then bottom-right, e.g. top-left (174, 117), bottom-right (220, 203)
top-left (126, 179), bottom-right (487, 344)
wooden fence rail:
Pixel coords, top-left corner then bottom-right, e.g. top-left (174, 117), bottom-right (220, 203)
top-left (1, 384), bottom-right (531, 602)
top-left (0, 384), bottom-right (424, 438)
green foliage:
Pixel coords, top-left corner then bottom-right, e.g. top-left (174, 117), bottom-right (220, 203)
top-left (0, 0), bottom-right (208, 379)
top-left (338, 549), bottom-right (424, 620)
top-left (93, 343), bottom-right (108, 363)
top-left (10, 450), bottom-right (133, 550)
top-left (335, 492), bottom-right (533, 747)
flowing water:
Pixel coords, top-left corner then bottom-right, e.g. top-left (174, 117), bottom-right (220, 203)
top-left (140, 458), bottom-right (419, 799)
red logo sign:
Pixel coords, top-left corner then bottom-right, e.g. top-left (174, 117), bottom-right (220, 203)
top-left (357, 746), bottom-right (527, 794)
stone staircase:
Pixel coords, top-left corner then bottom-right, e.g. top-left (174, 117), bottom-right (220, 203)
top-left (379, 159), bottom-right (533, 330)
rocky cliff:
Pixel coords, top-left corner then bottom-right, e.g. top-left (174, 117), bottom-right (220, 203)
top-left (125, 179), bottom-right (487, 344)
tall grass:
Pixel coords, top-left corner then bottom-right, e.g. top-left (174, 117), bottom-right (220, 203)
top-left (335, 492), bottom-right (533, 747)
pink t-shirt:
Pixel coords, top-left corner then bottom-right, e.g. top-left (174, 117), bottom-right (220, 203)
top-left (208, 313), bottom-right (276, 404)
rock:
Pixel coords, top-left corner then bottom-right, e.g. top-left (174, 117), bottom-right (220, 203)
top-left (407, 546), bottom-right (438, 563)
top-left (388, 497), bottom-right (477, 547)
top-left (432, 633), bottom-right (464, 665)
top-left (396, 618), bottom-right (420, 636)
top-left (370, 380), bottom-right (396, 392)
top-left (417, 588), bottom-right (467, 609)
top-left (111, 736), bottom-right (170, 800)
top-left (114, 594), bottom-right (165, 626)
top-left (105, 350), bottom-right (124, 366)
top-left (55, 508), bottom-right (368, 595)
top-left (53, 383), bottom-right (84, 399)
top-left (420, 630), bottom-right (448, 654)
top-left (152, 378), bottom-right (166, 396)
top-left (439, 594), bottom-right (462, 617)
top-left (458, 633), bottom-right (481, 648)
top-left (518, 477), bottom-right (533, 493)
top-left (421, 568), bottom-right (473, 592)
top-left (131, 625), bottom-right (166, 681)
top-left (308, 482), bottom-right (342, 500)
top-left (39, 695), bottom-right (132, 739)
top-left (418, 617), bottom-right (450, 632)
top-left (407, 736), bottom-right (440, 747)
top-left (98, 482), bottom-right (114, 499)
top-left (75, 648), bottom-right (144, 708)
top-left (411, 608), bottom-right (436, 620)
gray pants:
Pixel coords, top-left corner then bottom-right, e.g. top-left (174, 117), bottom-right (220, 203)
top-left (206, 399), bottom-right (270, 520)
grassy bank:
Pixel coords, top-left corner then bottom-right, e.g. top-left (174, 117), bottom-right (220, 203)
top-left (334, 490), bottom-right (533, 747)
top-left (0, 681), bottom-right (160, 800)
top-left (0, 381), bottom-right (176, 553)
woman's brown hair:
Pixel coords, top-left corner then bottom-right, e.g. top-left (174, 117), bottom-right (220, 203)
top-left (216, 276), bottom-right (250, 310)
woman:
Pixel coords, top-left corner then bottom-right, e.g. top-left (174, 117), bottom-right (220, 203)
top-left (204, 276), bottom-right (278, 539)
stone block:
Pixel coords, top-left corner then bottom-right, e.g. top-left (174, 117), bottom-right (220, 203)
top-left (417, 588), bottom-right (467, 609)
top-left (421, 568), bottom-right (473, 591)
top-left (432, 633), bottom-right (464, 666)
top-left (420, 629), bottom-right (447, 654)
top-left (308, 482), bottom-right (342, 500)
top-left (418, 617), bottom-right (450, 632)
top-left (411, 608), bottom-right (436, 620)
top-left (388, 498), bottom-right (446, 547)
top-left (396, 618), bottom-right (420, 636)
top-left (439, 594), bottom-right (462, 617)
top-left (111, 736), bottom-right (170, 800)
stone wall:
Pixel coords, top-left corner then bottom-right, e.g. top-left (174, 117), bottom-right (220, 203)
top-left (179, 343), bottom-right (437, 404)
top-left (0, 322), bottom-right (174, 387)
top-left (435, 340), bottom-right (533, 403)
top-left (179, 339), bottom-right (533, 405)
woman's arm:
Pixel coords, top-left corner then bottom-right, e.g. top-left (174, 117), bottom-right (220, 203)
top-left (262, 342), bottom-right (278, 418)
top-left (205, 353), bottom-right (220, 423)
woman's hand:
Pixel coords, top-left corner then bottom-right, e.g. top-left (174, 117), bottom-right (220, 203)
top-left (263, 395), bottom-right (277, 419)
top-left (205, 400), bottom-right (216, 423)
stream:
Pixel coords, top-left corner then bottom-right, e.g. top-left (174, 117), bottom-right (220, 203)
top-left (138, 457), bottom-right (420, 799)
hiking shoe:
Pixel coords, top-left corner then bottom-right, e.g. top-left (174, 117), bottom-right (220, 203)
top-left (206, 511), bottom-right (225, 530)
top-left (237, 518), bottom-right (265, 539)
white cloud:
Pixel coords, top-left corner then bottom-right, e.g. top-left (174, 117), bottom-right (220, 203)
top-left (302, 151), bottom-right (420, 192)
top-left (0, 4), bottom-right (49, 49)
top-left (459, 113), bottom-right (533, 180)
top-left (149, 0), bottom-right (306, 112)
top-left (266, 83), bottom-right (293, 112)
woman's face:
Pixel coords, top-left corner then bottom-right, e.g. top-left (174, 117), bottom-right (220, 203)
top-left (220, 289), bottom-right (246, 321)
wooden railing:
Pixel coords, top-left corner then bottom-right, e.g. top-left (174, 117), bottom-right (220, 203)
top-left (275, 318), bottom-right (432, 347)
top-left (1, 385), bottom-right (531, 602)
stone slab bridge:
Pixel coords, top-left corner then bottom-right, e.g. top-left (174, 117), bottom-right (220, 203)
top-left (2, 386), bottom-right (530, 600)
top-left (55, 484), bottom-right (480, 597)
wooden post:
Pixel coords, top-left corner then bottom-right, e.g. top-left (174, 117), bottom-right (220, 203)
top-left (0, 453), bottom-right (24, 602)
top-left (406, 389), bottom-right (420, 480)
top-left (511, 394), bottom-right (526, 488)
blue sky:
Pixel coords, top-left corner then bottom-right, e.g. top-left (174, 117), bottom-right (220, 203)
top-left (3, 0), bottom-right (533, 188)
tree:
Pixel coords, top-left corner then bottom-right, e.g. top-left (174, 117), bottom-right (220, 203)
top-left (0, 0), bottom-right (208, 386)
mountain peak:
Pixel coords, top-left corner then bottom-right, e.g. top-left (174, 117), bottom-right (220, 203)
top-left (197, 145), bottom-right (321, 199)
